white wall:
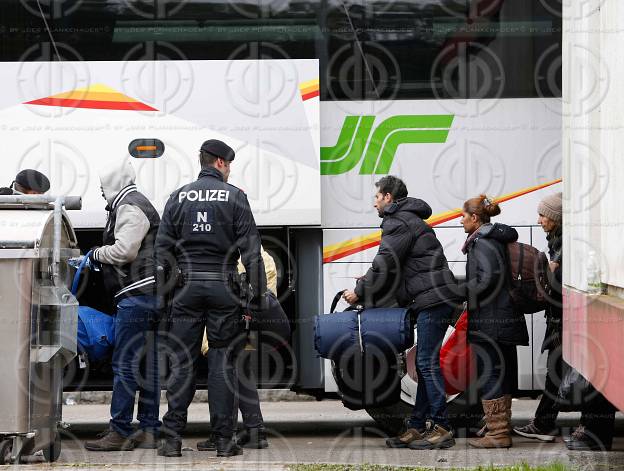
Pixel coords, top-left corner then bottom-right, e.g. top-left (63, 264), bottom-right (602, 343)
top-left (563, 0), bottom-right (624, 291)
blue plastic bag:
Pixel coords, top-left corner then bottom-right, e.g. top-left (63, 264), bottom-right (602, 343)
top-left (77, 306), bottom-right (115, 361)
top-left (71, 251), bottom-right (115, 361)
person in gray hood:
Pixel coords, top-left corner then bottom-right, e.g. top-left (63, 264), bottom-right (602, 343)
top-left (85, 159), bottom-right (161, 452)
top-left (343, 175), bottom-right (462, 451)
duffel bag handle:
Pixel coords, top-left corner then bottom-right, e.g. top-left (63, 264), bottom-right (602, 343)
top-left (330, 290), bottom-right (364, 313)
top-left (330, 290), bottom-right (346, 314)
top-left (71, 250), bottom-right (92, 296)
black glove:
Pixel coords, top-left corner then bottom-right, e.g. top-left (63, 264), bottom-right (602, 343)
top-left (87, 247), bottom-right (101, 268)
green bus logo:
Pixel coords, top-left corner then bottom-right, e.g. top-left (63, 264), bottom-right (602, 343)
top-left (321, 115), bottom-right (454, 175)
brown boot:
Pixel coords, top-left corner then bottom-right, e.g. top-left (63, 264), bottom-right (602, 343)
top-left (468, 397), bottom-right (512, 448)
top-left (84, 430), bottom-right (135, 451)
top-left (408, 424), bottom-right (455, 450)
top-left (477, 394), bottom-right (512, 437)
top-left (505, 394), bottom-right (512, 433)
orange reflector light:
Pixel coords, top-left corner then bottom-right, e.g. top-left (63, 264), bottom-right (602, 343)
top-left (128, 139), bottom-right (165, 158)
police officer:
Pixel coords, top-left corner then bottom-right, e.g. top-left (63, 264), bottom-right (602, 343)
top-left (0, 169), bottom-right (50, 195)
top-left (155, 139), bottom-right (266, 458)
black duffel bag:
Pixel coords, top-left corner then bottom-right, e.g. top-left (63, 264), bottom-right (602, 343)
top-left (249, 291), bottom-right (291, 349)
top-left (314, 291), bottom-right (414, 410)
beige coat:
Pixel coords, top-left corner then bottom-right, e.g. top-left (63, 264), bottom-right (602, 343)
top-left (201, 247), bottom-right (277, 355)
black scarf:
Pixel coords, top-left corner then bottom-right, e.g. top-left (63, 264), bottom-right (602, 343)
top-left (546, 225), bottom-right (562, 264)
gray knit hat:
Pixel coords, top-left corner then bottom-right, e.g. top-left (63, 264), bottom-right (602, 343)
top-left (538, 192), bottom-right (562, 223)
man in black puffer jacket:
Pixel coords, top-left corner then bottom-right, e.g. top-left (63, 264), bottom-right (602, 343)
top-left (343, 175), bottom-right (463, 450)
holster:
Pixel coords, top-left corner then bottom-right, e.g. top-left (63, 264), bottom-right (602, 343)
top-left (236, 272), bottom-right (251, 308)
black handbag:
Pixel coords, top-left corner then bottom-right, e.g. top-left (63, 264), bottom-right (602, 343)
top-left (249, 292), bottom-right (291, 348)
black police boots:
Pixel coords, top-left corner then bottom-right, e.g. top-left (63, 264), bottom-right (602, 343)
top-left (237, 427), bottom-right (269, 449)
top-left (157, 437), bottom-right (182, 457)
top-left (196, 433), bottom-right (217, 451)
top-left (216, 437), bottom-right (243, 457)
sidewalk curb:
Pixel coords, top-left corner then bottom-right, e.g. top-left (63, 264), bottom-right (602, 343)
top-left (63, 389), bottom-right (315, 405)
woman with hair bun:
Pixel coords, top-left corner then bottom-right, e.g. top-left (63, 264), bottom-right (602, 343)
top-left (460, 195), bottom-right (529, 448)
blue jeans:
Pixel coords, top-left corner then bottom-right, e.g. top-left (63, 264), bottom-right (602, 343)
top-left (408, 304), bottom-right (452, 431)
top-left (110, 295), bottom-right (161, 437)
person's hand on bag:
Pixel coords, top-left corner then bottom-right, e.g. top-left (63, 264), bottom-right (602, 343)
top-left (343, 290), bottom-right (359, 305)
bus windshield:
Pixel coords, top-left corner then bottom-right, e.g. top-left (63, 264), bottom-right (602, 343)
top-left (3, 0), bottom-right (561, 101)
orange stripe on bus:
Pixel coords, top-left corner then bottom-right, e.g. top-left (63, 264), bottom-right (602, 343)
top-left (322, 179), bottom-right (562, 263)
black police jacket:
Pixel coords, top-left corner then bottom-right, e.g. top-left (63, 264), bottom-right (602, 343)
top-left (154, 167), bottom-right (266, 302)
top-left (464, 223), bottom-right (530, 346)
top-left (354, 197), bottom-right (463, 312)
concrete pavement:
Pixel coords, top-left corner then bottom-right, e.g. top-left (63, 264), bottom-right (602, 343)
top-left (11, 400), bottom-right (624, 470)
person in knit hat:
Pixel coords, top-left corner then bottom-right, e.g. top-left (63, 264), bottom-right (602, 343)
top-left (514, 192), bottom-right (563, 442)
top-left (516, 192), bottom-right (617, 450)
top-left (538, 192), bottom-right (562, 225)
top-left (538, 192), bottom-right (562, 269)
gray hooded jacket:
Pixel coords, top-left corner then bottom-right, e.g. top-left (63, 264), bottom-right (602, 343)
top-left (94, 159), bottom-right (160, 299)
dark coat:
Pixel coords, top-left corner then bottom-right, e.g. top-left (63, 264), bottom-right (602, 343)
top-left (155, 167), bottom-right (266, 303)
top-left (464, 223), bottom-right (529, 346)
top-left (541, 225), bottom-right (562, 353)
top-left (354, 197), bottom-right (463, 312)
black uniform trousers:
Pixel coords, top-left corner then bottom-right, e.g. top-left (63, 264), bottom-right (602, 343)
top-left (236, 349), bottom-right (264, 430)
top-left (162, 280), bottom-right (243, 439)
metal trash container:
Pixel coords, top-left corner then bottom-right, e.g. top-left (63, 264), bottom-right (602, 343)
top-left (0, 195), bottom-right (81, 464)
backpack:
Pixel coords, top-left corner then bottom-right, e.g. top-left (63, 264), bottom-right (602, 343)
top-left (506, 242), bottom-right (549, 313)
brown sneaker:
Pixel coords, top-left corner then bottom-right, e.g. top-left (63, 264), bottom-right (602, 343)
top-left (84, 430), bottom-right (135, 451)
top-left (408, 424), bottom-right (455, 450)
top-left (385, 428), bottom-right (425, 448)
top-left (132, 430), bottom-right (159, 449)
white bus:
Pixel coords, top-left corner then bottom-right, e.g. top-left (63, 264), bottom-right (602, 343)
top-left (0, 0), bottom-right (562, 433)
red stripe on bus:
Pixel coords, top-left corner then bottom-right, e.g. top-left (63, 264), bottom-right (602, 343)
top-left (25, 97), bottom-right (158, 111)
top-left (301, 90), bottom-right (319, 101)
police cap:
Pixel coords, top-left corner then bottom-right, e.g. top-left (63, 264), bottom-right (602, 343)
top-left (15, 169), bottom-right (50, 193)
top-left (200, 139), bottom-right (235, 162)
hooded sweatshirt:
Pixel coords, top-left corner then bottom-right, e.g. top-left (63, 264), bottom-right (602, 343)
top-left (354, 197), bottom-right (463, 311)
top-left (463, 222), bottom-right (529, 346)
top-left (93, 159), bottom-right (160, 300)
